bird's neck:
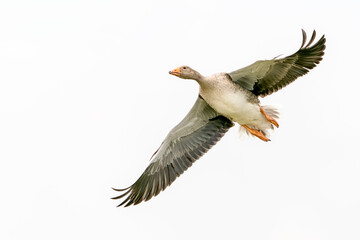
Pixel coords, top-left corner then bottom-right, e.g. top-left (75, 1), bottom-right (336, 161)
top-left (191, 71), bottom-right (204, 83)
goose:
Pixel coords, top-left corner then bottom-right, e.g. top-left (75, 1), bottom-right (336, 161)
top-left (113, 30), bottom-right (326, 207)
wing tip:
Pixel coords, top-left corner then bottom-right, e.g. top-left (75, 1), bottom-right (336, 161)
top-left (112, 187), bottom-right (136, 207)
top-left (300, 29), bottom-right (326, 50)
top-left (112, 186), bottom-right (130, 192)
top-left (300, 29), bottom-right (307, 49)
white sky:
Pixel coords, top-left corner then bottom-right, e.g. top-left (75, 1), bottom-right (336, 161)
top-left (1, 0), bottom-right (359, 239)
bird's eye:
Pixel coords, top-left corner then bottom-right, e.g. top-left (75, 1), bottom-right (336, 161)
top-left (183, 67), bottom-right (187, 69)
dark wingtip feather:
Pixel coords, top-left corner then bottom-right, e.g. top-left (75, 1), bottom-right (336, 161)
top-left (117, 195), bottom-right (132, 207)
top-left (112, 186), bottom-right (130, 192)
top-left (300, 29), bottom-right (307, 49)
top-left (304, 30), bottom-right (317, 48)
top-left (111, 188), bottom-right (131, 200)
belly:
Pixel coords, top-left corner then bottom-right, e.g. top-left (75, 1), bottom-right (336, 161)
top-left (203, 90), bottom-right (262, 125)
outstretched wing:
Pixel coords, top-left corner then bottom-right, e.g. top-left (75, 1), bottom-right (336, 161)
top-left (112, 96), bottom-right (234, 207)
top-left (228, 30), bottom-right (326, 97)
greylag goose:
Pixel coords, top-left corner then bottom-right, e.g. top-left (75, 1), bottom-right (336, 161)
top-left (113, 30), bottom-right (326, 207)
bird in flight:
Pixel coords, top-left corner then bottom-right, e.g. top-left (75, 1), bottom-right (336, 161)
top-left (113, 30), bottom-right (326, 207)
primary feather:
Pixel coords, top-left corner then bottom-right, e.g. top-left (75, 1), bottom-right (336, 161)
top-left (228, 30), bottom-right (326, 97)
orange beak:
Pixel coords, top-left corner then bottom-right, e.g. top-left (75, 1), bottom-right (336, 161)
top-left (169, 67), bottom-right (181, 76)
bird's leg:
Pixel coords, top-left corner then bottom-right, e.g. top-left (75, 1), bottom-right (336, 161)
top-left (242, 125), bottom-right (270, 142)
top-left (259, 105), bottom-right (279, 128)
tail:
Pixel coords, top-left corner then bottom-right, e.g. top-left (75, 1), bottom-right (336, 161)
top-left (238, 105), bottom-right (280, 140)
top-left (261, 105), bottom-right (280, 129)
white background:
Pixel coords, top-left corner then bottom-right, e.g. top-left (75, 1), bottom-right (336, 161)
top-left (1, 0), bottom-right (359, 239)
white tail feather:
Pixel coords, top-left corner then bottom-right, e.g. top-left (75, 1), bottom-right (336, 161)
top-left (238, 104), bottom-right (281, 140)
top-left (261, 105), bottom-right (281, 121)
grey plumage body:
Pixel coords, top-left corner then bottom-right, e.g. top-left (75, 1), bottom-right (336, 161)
top-left (113, 30), bottom-right (326, 207)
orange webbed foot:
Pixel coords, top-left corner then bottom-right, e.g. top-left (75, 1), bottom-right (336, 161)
top-left (242, 125), bottom-right (270, 142)
top-left (259, 105), bottom-right (279, 128)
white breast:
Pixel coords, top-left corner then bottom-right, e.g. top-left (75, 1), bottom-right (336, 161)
top-left (199, 73), bottom-right (264, 126)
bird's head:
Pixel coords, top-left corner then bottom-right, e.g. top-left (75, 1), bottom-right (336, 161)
top-left (169, 66), bottom-right (202, 81)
